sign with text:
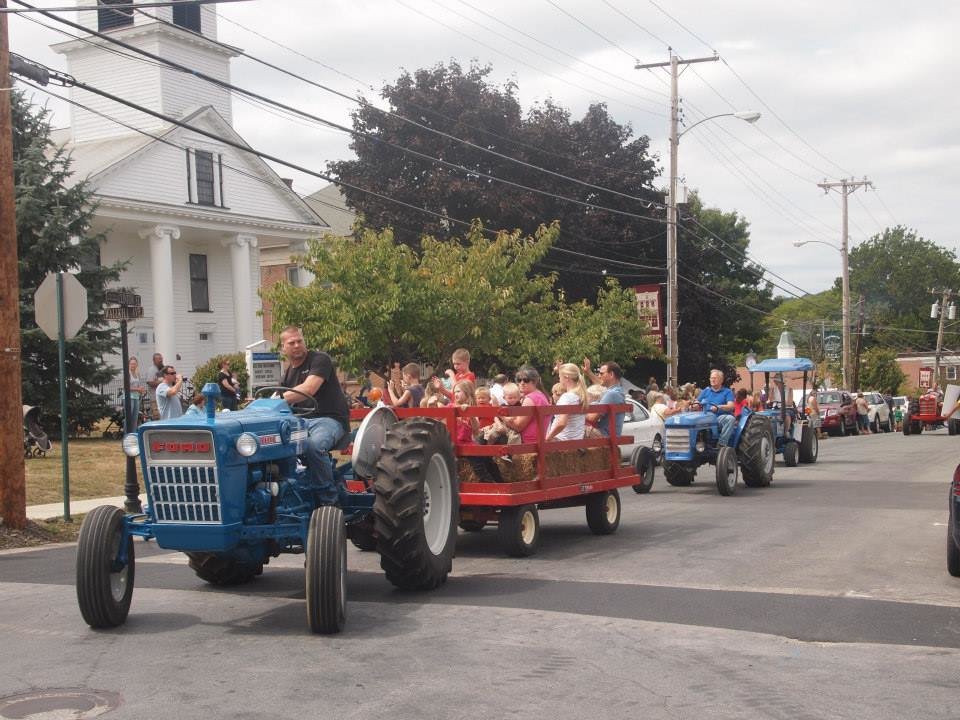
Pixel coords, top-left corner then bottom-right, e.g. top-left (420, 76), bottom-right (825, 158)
top-left (104, 305), bottom-right (145, 321)
top-left (634, 283), bottom-right (664, 350)
top-left (919, 366), bottom-right (933, 388)
top-left (247, 350), bottom-right (282, 391)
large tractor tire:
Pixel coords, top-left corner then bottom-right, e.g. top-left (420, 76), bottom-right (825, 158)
top-left (76, 505), bottom-right (135, 628)
top-left (187, 552), bottom-right (263, 585)
top-left (715, 446), bottom-right (738, 496)
top-left (373, 418), bottom-right (459, 590)
top-left (799, 425), bottom-right (818, 464)
top-left (663, 461), bottom-right (695, 487)
top-left (305, 505), bottom-right (347, 634)
top-left (903, 416), bottom-right (912, 436)
top-left (739, 415), bottom-right (775, 488)
top-left (949, 419), bottom-right (960, 436)
top-left (630, 446), bottom-right (656, 494)
top-left (585, 489), bottom-right (622, 535)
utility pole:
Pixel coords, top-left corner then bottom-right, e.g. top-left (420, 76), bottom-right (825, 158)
top-left (636, 50), bottom-right (718, 388)
top-left (0, 0), bottom-right (27, 529)
top-left (817, 177), bottom-right (874, 390)
top-left (852, 294), bottom-right (865, 392)
top-left (931, 289), bottom-right (956, 390)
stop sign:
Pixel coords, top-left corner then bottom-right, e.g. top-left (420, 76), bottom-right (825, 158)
top-left (35, 272), bottom-right (88, 340)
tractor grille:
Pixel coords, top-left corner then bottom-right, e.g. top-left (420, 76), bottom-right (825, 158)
top-left (147, 464), bottom-right (221, 523)
top-left (665, 429), bottom-right (690, 454)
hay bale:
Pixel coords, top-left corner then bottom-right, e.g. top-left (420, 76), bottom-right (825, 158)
top-left (457, 447), bottom-right (611, 485)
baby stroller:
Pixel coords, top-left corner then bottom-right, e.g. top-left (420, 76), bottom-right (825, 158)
top-left (23, 405), bottom-right (52, 458)
top-left (103, 387), bottom-right (147, 439)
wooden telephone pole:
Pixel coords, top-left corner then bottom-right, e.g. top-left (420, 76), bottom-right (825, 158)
top-left (0, 0), bottom-right (27, 529)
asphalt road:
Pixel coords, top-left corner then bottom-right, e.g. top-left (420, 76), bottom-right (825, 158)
top-left (1, 429), bottom-right (958, 719)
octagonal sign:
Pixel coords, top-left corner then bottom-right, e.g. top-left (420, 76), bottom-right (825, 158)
top-left (35, 272), bottom-right (88, 341)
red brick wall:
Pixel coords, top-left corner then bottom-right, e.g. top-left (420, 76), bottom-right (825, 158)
top-left (260, 264), bottom-right (293, 346)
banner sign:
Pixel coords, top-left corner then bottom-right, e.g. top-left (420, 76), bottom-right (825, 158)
top-left (634, 283), bottom-right (664, 349)
top-left (247, 350), bottom-right (282, 390)
top-left (919, 366), bottom-right (933, 388)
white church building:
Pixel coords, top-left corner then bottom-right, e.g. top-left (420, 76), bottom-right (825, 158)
top-left (51, 0), bottom-right (328, 377)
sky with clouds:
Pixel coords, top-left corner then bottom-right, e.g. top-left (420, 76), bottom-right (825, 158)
top-left (9, 0), bottom-right (960, 297)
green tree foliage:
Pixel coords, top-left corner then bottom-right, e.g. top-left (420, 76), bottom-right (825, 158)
top-left (263, 223), bottom-right (657, 377)
top-left (328, 61), bottom-right (663, 303)
top-left (191, 353), bottom-right (249, 400)
top-left (857, 347), bottom-right (905, 395)
top-left (329, 62), bottom-right (779, 382)
top-left (13, 90), bottom-right (123, 435)
top-left (675, 197), bottom-right (778, 381)
top-left (846, 226), bottom-right (960, 350)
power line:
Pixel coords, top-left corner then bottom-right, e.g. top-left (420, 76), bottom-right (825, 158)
top-left (16, 1), bottom-right (668, 225)
top-left (1, 0), bottom-right (249, 11)
top-left (544, 0), bottom-right (638, 64)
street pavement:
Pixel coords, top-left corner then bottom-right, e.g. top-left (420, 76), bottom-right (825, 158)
top-left (1, 428), bottom-right (958, 719)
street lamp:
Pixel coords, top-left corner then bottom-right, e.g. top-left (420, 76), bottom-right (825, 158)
top-left (794, 238), bottom-right (850, 389)
top-left (664, 109), bottom-right (761, 386)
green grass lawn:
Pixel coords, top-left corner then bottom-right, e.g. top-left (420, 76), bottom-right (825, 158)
top-left (25, 438), bottom-right (128, 505)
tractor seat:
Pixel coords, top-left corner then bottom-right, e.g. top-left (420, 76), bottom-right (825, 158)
top-left (333, 430), bottom-right (354, 453)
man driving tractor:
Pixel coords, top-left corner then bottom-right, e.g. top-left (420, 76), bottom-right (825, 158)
top-left (697, 369), bottom-right (736, 446)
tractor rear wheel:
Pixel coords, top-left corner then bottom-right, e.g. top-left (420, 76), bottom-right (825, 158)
top-left (305, 505), bottom-right (346, 634)
top-left (585, 490), bottom-right (621, 534)
top-left (631, 446), bottom-right (656, 494)
top-left (912, 418), bottom-right (924, 435)
top-left (663, 461), bottom-right (695, 486)
top-left (903, 416), bottom-right (912, 435)
top-left (187, 553), bottom-right (263, 585)
top-left (739, 415), bottom-right (775, 488)
top-left (715, 446), bottom-right (738, 496)
top-left (374, 418), bottom-right (459, 590)
top-left (76, 505), bottom-right (135, 628)
top-left (799, 425), bottom-right (818, 463)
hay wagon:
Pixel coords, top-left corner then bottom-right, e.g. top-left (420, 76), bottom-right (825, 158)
top-left (345, 401), bottom-right (642, 557)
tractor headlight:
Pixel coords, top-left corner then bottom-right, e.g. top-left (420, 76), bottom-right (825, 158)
top-left (122, 433), bottom-right (140, 457)
top-left (236, 432), bottom-right (259, 457)
top-left (652, 436), bottom-right (662, 454)
top-left (695, 434), bottom-right (707, 454)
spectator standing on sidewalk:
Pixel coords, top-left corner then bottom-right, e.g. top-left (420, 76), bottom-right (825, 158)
top-left (855, 393), bottom-right (871, 434)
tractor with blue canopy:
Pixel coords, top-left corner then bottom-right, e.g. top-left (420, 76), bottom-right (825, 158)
top-left (745, 357), bottom-right (819, 467)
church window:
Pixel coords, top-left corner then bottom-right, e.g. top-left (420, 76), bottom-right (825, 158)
top-left (98, 0), bottom-right (133, 31)
top-left (195, 151), bottom-right (215, 206)
top-left (172, 2), bottom-right (202, 32)
top-left (189, 254), bottom-right (210, 312)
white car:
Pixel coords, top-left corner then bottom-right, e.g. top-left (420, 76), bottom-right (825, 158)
top-left (619, 398), bottom-right (665, 493)
top-left (862, 391), bottom-right (893, 433)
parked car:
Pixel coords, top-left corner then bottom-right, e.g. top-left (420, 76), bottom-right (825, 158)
top-left (621, 398), bottom-right (664, 463)
top-left (862, 391), bottom-right (893, 433)
top-left (620, 397), bottom-right (665, 494)
top-left (949, 463), bottom-right (960, 577)
top-left (817, 390), bottom-right (858, 436)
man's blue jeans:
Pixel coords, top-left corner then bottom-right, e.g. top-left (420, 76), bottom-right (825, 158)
top-left (717, 414), bottom-right (736, 447)
top-left (303, 417), bottom-right (346, 505)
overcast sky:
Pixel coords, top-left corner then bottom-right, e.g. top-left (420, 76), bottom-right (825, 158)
top-left (10, 0), bottom-right (960, 297)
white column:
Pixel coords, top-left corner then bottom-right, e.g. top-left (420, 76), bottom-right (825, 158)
top-left (223, 233), bottom-right (258, 351)
top-left (140, 224), bottom-right (180, 362)
top-left (290, 240), bottom-right (315, 287)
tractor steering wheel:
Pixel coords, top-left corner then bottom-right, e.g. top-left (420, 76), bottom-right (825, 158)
top-left (698, 401), bottom-right (720, 413)
top-left (253, 386), bottom-right (318, 418)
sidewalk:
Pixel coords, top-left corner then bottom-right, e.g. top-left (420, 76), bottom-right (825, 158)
top-left (27, 495), bottom-right (146, 521)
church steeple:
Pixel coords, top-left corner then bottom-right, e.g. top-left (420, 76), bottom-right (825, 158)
top-left (52, 0), bottom-right (240, 143)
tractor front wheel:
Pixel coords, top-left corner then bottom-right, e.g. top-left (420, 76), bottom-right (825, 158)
top-left (305, 505), bottom-right (346, 634)
top-left (783, 440), bottom-right (800, 467)
top-left (374, 418), bottom-right (459, 590)
top-left (799, 425), bottom-right (818, 463)
top-left (739, 415), bottom-right (775, 488)
top-left (76, 505), bottom-right (135, 628)
top-left (715, 446), bottom-right (738, 496)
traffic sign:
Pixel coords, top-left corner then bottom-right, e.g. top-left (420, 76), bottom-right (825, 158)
top-left (105, 290), bottom-right (141, 306)
top-left (35, 272), bottom-right (88, 340)
top-left (105, 306), bottom-right (145, 321)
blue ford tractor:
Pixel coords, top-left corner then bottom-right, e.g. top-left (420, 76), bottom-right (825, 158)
top-left (661, 398), bottom-right (775, 496)
top-left (745, 357), bottom-right (819, 467)
top-left (75, 384), bottom-right (458, 634)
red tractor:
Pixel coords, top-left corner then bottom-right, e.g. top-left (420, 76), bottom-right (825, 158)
top-left (903, 393), bottom-right (960, 435)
